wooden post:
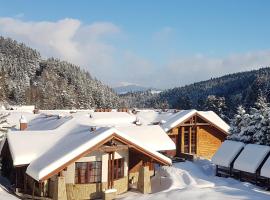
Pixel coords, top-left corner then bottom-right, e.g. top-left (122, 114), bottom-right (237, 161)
top-left (24, 174), bottom-right (27, 193)
top-left (196, 126), bottom-right (199, 155)
top-left (189, 126), bottom-right (192, 154)
top-left (108, 153), bottom-right (111, 189)
top-left (181, 126), bottom-right (184, 153)
top-left (111, 151), bottom-right (115, 188)
top-left (239, 171), bottom-right (242, 181)
top-left (15, 168), bottom-right (18, 190)
top-left (32, 181), bottom-right (35, 199)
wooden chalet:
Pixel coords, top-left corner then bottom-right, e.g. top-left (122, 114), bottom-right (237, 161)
top-left (0, 112), bottom-right (175, 200)
top-left (161, 110), bottom-right (229, 159)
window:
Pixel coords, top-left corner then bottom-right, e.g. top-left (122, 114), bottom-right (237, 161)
top-left (113, 158), bottom-right (124, 180)
top-left (75, 161), bottom-right (102, 184)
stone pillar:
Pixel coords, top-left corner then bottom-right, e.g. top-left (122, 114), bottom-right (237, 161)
top-left (102, 189), bottom-right (117, 200)
top-left (53, 176), bottom-right (67, 200)
top-left (137, 166), bottom-right (151, 194)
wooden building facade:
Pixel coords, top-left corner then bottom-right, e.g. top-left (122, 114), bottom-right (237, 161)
top-left (165, 113), bottom-right (228, 159)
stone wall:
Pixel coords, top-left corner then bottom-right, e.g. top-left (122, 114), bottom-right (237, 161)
top-left (66, 182), bottom-right (105, 200)
top-left (65, 176), bottom-right (128, 200)
top-left (113, 176), bottom-right (128, 195)
top-left (137, 166), bottom-right (151, 194)
top-left (129, 170), bottom-right (154, 188)
top-left (53, 177), bottom-right (67, 200)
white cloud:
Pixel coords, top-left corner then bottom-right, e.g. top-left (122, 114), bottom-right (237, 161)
top-left (159, 51), bottom-right (270, 88)
top-left (0, 17), bottom-right (121, 80)
top-left (0, 17), bottom-right (269, 89)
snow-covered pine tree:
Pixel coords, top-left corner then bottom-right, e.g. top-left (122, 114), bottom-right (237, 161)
top-left (204, 95), bottom-right (227, 120)
top-left (0, 112), bottom-right (9, 141)
top-left (0, 71), bottom-right (8, 103)
top-left (229, 94), bottom-right (270, 145)
top-left (0, 37), bottom-right (122, 109)
top-left (228, 105), bottom-right (250, 142)
top-left (251, 94), bottom-right (270, 145)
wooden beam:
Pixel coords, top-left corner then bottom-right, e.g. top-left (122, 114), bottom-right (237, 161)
top-left (98, 145), bottom-right (129, 153)
top-left (180, 123), bottom-right (210, 126)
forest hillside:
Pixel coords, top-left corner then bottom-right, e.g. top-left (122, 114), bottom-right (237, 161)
top-left (0, 36), bottom-right (121, 109)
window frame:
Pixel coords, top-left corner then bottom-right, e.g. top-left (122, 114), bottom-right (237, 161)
top-left (113, 158), bottom-right (125, 180)
top-left (75, 161), bottom-right (102, 184)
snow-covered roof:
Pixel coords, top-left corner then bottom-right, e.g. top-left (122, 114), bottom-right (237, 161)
top-left (7, 117), bottom-right (78, 166)
top-left (6, 111), bottom-right (37, 129)
top-left (116, 125), bottom-right (176, 151)
top-left (89, 112), bottom-right (136, 126)
top-left (26, 114), bottom-right (72, 130)
top-left (197, 111), bottom-right (230, 133)
top-left (162, 110), bottom-right (197, 132)
top-left (26, 127), bottom-right (172, 181)
top-left (6, 111), bottom-right (174, 181)
top-left (135, 110), bottom-right (174, 125)
top-left (260, 156), bottom-right (270, 178)
top-left (161, 109), bottom-right (229, 133)
top-left (233, 144), bottom-right (270, 173)
top-left (211, 140), bottom-right (245, 167)
top-left (7, 105), bottom-right (35, 112)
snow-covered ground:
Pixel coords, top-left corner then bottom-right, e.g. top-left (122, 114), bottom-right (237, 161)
top-left (0, 176), bottom-right (18, 200)
top-left (0, 187), bottom-right (18, 200)
top-left (0, 159), bottom-right (269, 200)
top-left (0, 176), bottom-right (19, 200)
top-left (121, 159), bottom-right (270, 200)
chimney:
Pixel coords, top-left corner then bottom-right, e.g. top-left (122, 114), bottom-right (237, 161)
top-left (90, 126), bottom-right (96, 132)
top-left (19, 115), bottom-right (28, 131)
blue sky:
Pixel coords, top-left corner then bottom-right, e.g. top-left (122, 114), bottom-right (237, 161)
top-left (0, 0), bottom-right (270, 88)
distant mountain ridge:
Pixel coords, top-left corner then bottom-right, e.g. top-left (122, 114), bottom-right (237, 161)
top-left (114, 84), bottom-right (162, 94)
top-left (0, 36), bottom-right (121, 109)
top-left (121, 67), bottom-right (270, 120)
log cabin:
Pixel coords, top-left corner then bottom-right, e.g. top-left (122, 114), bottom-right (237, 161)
top-left (161, 109), bottom-right (230, 159)
top-left (0, 111), bottom-right (175, 200)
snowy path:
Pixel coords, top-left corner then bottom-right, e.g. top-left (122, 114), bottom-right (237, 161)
top-left (0, 187), bottom-right (18, 200)
top-left (0, 176), bottom-right (19, 200)
top-left (120, 159), bottom-right (270, 200)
